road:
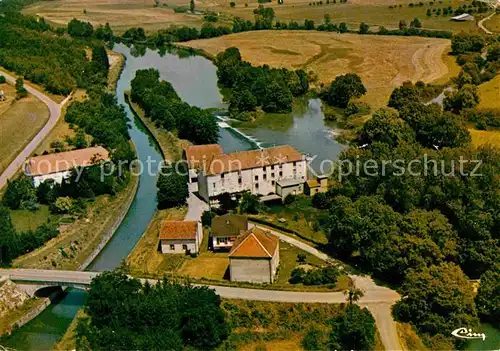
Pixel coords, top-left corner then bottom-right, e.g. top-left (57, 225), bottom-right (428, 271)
top-left (0, 70), bottom-right (70, 190)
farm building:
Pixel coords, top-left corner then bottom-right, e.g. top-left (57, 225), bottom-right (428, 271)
top-left (451, 13), bottom-right (474, 21)
top-left (24, 146), bottom-right (109, 187)
top-left (211, 214), bottom-right (248, 250)
top-left (229, 227), bottom-right (279, 284)
top-left (276, 178), bottom-right (304, 200)
top-left (159, 220), bottom-right (203, 254)
top-left (305, 175), bottom-right (328, 195)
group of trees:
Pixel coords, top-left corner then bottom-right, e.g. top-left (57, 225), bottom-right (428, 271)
top-left (130, 68), bottom-right (219, 145)
top-left (316, 66), bottom-right (499, 344)
top-left (215, 47), bottom-right (309, 116)
top-left (76, 272), bottom-right (230, 350)
top-left (323, 73), bottom-right (367, 108)
top-left (68, 18), bottom-right (114, 41)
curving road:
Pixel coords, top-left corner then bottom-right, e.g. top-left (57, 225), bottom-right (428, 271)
top-left (0, 225), bottom-right (403, 350)
top-left (0, 70), bottom-right (71, 190)
top-left (478, 12), bottom-right (495, 35)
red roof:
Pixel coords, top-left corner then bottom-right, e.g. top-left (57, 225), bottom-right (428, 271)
top-left (184, 144), bottom-right (223, 170)
top-left (229, 227), bottom-right (279, 259)
top-left (159, 221), bottom-right (198, 240)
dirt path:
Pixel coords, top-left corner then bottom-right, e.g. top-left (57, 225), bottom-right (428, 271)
top-left (478, 12), bottom-right (495, 35)
top-left (0, 70), bottom-right (70, 190)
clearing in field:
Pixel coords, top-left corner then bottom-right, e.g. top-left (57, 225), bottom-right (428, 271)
top-left (0, 86), bottom-right (50, 174)
top-left (182, 30), bottom-right (457, 107)
top-left (22, 0), bottom-right (207, 33)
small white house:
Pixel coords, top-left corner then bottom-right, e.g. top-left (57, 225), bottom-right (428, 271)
top-left (159, 221), bottom-right (203, 254)
top-left (24, 146), bottom-right (110, 187)
top-left (451, 13), bottom-right (474, 21)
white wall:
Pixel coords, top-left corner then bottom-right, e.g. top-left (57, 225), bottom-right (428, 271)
top-left (230, 258), bottom-right (272, 283)
top-left (160, 239), bottom-right (197, 254)
top-left (201, 160), bottom-right (307, 200)
top-left (32, 171), bottom-right (72, 187)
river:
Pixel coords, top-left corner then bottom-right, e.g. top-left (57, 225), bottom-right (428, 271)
top-left (1, 43), bottom-right (347, 350)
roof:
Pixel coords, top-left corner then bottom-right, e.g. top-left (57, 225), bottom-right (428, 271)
top-left (451, 13), bottom-right (474, 21)
top-left (306, 179), bottom-right (321, 188)
top-left (26, 146), bottom-right (110, 176)
top-left (229, 227), bottom-right (279, 259)
top-left (211, 214), bottom-right (248, 237)
top-left (205, 145), bottom-right (303, 176)
top-left (277, 178), bottom-right (303, 188)
top-left (159, 221), bottom-right (198, 240)
top-left (184, 144), bottom-right (223, 169)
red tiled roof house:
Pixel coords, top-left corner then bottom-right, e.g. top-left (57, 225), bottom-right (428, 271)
top-left (228, 227), bottom-right (280, 284)
top-left (159, 221), bottom-right (203, 254)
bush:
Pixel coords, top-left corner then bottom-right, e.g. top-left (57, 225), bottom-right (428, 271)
top-left (0, 75), bottom-right (6, 84)
top-left (311, 192), bottom-right (330, 209)
top-left (230, 1), bottom-right (236, 6)
top-left (289, 265), bottom-right (340, 285)
top-left (284, 194), bottom-right (296, 205)
top-left (344, 101), bottom-right (371, 116)
top-left (297, 252), bottom-right (307, 263)
top-left (201, 210), bottom-right (216, 227)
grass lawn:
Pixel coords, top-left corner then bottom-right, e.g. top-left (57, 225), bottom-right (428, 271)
top-left (0, 89), bottom-right (50, 174)
top-left (477, 74), bottom-right (500, 110)
top-left (469, 128), bottom-right (500, 148)
top-left (254, 195), bottom-right (329, 245)
top-left (483, 13), bottom-right (500, 33)
top-left (397, 322), bottom-right (428, 351)
top-left (276, 241), bottom-right (324, 284)
top-left (12, 173), bottom-right (139, 270)
top-left (221, 299), bottom-right (383, 350)
top-left (0, 298), bottom-right (46, 336)
top-left (182, 31), bottom-right (456, 108)
top-left (9, 205), bottom-right (57, 232)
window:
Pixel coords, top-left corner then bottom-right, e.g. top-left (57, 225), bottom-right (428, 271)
top-left (238, 178), bottom-right (242, 184)
top-left (272, 181), bottom-right (275, 185)
top-left (271, 173), bottom-right (275, 178)
top-left (255, 175), bottom-right (258, 181)
top-left (169, 244), bottom-right (175, 250)
top-left (293, 161), bottom-right (297, 166)
top-left (263, 174), bottom-right (267, 180)
top-left (221, 173), bottom-right (225, 179)
top-left (262, 167), bottom-right (266, 171)
top-left (255, 183), bottom-right (259, 189)
top-left (271, 165), bottom-right (274, 170)
top-left (213, 183), bottom-right (216, 189)
top-left (279, 171), bottom-right (283, 177)
top-left (182, 244), bottom-right (188, 250)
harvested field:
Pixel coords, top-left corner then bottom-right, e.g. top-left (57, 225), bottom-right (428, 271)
top-left (0, 90), bottom-right (50, 174)
top-left (22, 0), bottom-right (207, 33)
top-left (182, 31), bottom-right (456, 107)
top-left (477, 74), bottom-right (500, 109)
top-left (469, 128), bottom-right (500, 148)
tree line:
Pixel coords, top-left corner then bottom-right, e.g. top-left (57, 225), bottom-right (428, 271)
top-left (130, 68), bottom-right (219, 145)
top-left (215, 47), bottom-right (309, 117)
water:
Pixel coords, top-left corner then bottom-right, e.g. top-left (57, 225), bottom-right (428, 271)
top-left (230, 98), bottom-right (345, 172)
top-left (2, 43), bottom-right (344, 350)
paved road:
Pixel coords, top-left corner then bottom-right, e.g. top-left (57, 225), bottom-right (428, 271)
top-left (0, 70), bottom-right (70, 190)
top-left (184, 191), bottom-right (208, 221)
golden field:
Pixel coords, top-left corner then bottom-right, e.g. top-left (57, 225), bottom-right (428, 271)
top-left (22, 0), bottom-right (207, 33)
top-left (182, 30), bottom-right (458, 107)
top-left (477, 74), bottom-right (500, 110)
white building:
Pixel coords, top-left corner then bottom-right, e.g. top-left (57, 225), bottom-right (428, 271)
top-left (183, 144), bottom-right (223, 192)
top-left (159, 220), bottom-right (203, 254)
top-left (197, 145), bottom-right (307, 202)
top-left (211, 214), bottom-right (248, 251)
top-left (24, 146), bottom-right (110, 187)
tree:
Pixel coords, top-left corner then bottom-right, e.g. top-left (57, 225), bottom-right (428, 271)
top-left (443, 84), bottom-right (479, 113)
top-left (230, 1), bottom-right (236, 6)
top-left (67, 18), bottom-right (94, 38)
top-left (304, 19), bottom-right (315, 30)
top-left (393, 263), bottom-right (479, 339)
top-left (76, 272), bottom-right (230, 350)
top-left (312, 192), bottom-right (330, 209)
top-left (338, 22), bottom-right (348, 33)
top-left (157, 166), bottom-right (189, 209)
top-left (15, 78), bottom-right (27, 99)
top-left (344, 280), bottom-right (364, 304)
top-left (486, 43), bottom-right (500, 62)
top-left (190, 0), bottom-right (195, 12)
top-left (359, 22), bottom-right (369, 34)
top-left (0, 204), bottom-right (17, 265)
top-left (388, 81), bottom-right (420, 110)
top-left (53, 197), bottom-right (73, 214)
top-left (451, 33), bottom-right (485, 54)
top-left (475, 266), bottom-right (500, 325)
top-left (0, 75), bottom-right (6, 84)
top-left (239, 192), bottom-right (262, 214)
top-left (325, 73), bottom-right (367, 108)
top-left (324, 13), bottom-right (331, 24)
top-left (360, 108), bottom-right (415, 147)
top-left (2, 174), bottom-right (37, 210)
top-left (399, 19), bottom-right (407, 30)
top-left (329, 305), bottom-right (376, 351)
top-left (410, 17), bottom-right (422, 28)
